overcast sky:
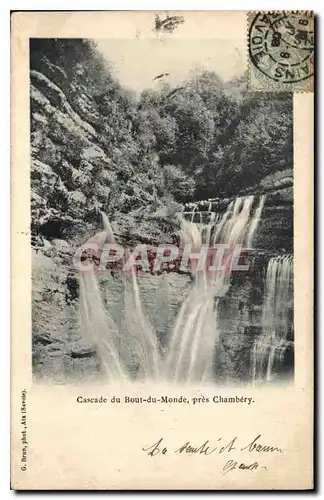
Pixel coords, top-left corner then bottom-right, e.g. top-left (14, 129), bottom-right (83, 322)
top-left (95, 12), bottom-right (246, 94)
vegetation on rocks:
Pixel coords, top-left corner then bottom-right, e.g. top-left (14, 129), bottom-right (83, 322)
top-left (30, 38), bottom-right (293, 245)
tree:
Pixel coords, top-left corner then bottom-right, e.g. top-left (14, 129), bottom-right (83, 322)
top-left (162, 164), bottom-right (195, 202)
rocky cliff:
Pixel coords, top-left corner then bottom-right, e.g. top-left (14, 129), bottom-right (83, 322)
top-left (30, 42), bottom-right (182, 381)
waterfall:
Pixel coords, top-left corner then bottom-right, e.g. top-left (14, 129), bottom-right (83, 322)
top-left (79, 196), bottom-right (266, 384)
top-left (79, 214), bottom-right (127, 380)
top-left (212, 196), bottom-right (255, 245)
top-left (178, 217), bottom-right (202, 248)
top-left (100, 211), bottom-right (115, 242)
top-left (246, 195), bottom-right (266, 248)
top-left (227, 196), bottom-right (254, 244)
top-left (164, 194), bottom-right (265, 383)
top-left (79, 252), bottom-right (161, 382)
top-left (123, 264), bottom-right (161, 380)
top-left (251, 255), bottom-right (293, 382)
top-left (163, 218), bottom-right (218, 383)
top-left (185, 195), bottom-right (265, 249)
top-left (79, 271), bottom-right (126, 380)
top-left (190, 206), bottom-right (196, 223)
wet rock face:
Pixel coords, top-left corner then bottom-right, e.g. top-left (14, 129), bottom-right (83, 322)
top-left (216, 327), bottom-right (261, 384)
top-left (254, 205), bottom-right (293, 252)
top-left (254, 176), bottom-right (293, 252)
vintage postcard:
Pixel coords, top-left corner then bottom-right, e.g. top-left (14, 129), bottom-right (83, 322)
top-left (11, 11), bottom-right (314, 490)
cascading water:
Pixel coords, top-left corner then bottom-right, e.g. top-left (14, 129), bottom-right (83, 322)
top-left (191, 206), bottom-right (196, 223)
top-left (100, 210), bottom-right (115, 242)
top-left (123, 267), bottom-right (161, 380)
top-left (79, 272), bottom-right (126, 380)
top-left (164, 194), bottom-right (265, 383)
top-left (163, 219), bottom-right (218, 383)
top-left (211, 195), bottom-right (262, 247)
top-left (79, 195), bottom-right (267, 383)
top-left (246, 195), bottom-right (266, 248)
top-left (79, 212), bottom-right (128, 379)
top-left (251, 255), bottom-right (293, 382)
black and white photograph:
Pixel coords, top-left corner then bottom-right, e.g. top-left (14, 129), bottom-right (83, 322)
top-left (11, 10), bottom-right (314, 491)
top-left (30, 15), bottom-right (294, 387)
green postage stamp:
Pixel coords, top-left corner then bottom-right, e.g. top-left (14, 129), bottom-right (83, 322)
top-left (248, 11), bottom-right (314, 92)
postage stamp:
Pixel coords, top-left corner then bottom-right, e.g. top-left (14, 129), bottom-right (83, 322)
top-left (248, 11), bottom-right (314, 92)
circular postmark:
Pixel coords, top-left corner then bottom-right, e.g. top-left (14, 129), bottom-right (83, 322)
top-left (249, 12), bottom-right (314, 84)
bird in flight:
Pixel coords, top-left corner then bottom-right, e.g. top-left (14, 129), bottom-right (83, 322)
top-left (153, 73), bottom-right (170, 81)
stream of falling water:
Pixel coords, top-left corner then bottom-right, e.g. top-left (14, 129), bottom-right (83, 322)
top-left (164, 195), bottom-right (265, 383)
top-left (79, 272), bottom-right (126, 380)
top-left (163, 222), bottom-right (218, 383)
top-left (123, 268), bottom-right (161, 380)
top-left (251, 255), bottom-right (293, 382)
top-left (79, 212), bottom-right (127, 379)
top-left (79, 196), bottom-right (270, 383)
